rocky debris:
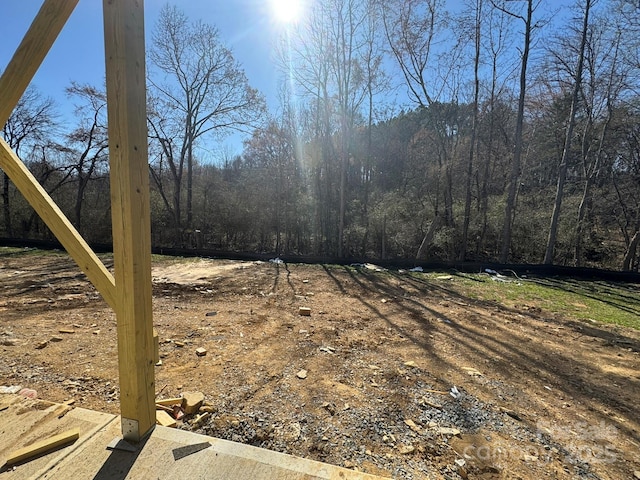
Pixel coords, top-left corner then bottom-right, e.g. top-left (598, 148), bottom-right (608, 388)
top-left (195, 347), bottom-right (207, 357)
top-left (296, 369), bottom-right (308, 379)
top-left (298, 307), bottom-right (311, 316)
top-left (182, 391), bottom-right (205, 414)
top-left (35, 340), bottom-right (48, 349)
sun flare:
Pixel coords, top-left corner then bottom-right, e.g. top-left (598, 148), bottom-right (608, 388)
top-left (271, 0), bottom-right (302, 23)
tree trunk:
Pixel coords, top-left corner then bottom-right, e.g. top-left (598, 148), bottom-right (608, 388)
top-left (622, 229), bottom-right (639, 271)
top-left (2, 173), bottom-right (12, 237)
top-left (187, 141), bottom-right (193, 229)
top-left (416, 215), bottom-right (442, 260)
top-left (460, 0), bottom-right (482, 261)
top-left (543, 0), bottom-right (591, 265)
top-left (500, 0), bottom-right (533, 263)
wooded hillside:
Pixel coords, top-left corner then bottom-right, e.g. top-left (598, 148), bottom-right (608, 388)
top-left (2, 0), bottom-right (639, 270)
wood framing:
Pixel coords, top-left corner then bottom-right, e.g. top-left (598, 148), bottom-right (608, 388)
top-left (0, 140), bottom-right (117, 309)
top-left (103, 0), bottom-right (156, 441)
top-left (0, 0), bottom-right (79, 125)
top-left (0, 0), bottom-right (155, 441)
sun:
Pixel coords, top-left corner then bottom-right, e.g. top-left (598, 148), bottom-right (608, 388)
top-left (270, 0), bottom-right (302, 24)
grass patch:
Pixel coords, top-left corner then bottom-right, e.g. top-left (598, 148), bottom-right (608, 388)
top-left (427, 272), bottom-right (640, 330)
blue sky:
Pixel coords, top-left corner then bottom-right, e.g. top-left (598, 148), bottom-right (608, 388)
top-left (1, 1), bottom-right (289, 156)
top-left (2, 1), bottom-right (574, 158)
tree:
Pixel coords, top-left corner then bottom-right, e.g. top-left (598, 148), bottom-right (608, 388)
top-left (543, 0), bottom-right (593, 265)
top-left (63, 83), bottom-right (109, 233)
top-left (459, 0), bottom-right (483, 261)
top-left (1, 86), bottom-right (56, 236)
top-left (148, 4), bottom-right (265, 236)
top-left (383, 0), bottom-right (464, 258)
top-left (494, 0), bottom-right (539, 263)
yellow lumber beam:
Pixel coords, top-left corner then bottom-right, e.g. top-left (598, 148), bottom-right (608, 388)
top-left (0, 0), bottom-right (79, 126)
top-left (0, 140), bottom-right (116, 309)
top-left (103, 0), bottom-right (155, 442)
top-left (4, 428), bottom-right (80, 466)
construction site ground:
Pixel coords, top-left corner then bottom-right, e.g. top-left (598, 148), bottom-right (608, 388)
top-left (1, 248), bottom-right (639, 479)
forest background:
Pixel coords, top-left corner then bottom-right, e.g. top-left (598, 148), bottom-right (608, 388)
top-left (2, 0), bottom-right (640, 271)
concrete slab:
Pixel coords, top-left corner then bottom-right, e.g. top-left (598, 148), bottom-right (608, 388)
top-left (0, 395), bottom-right (389, 479)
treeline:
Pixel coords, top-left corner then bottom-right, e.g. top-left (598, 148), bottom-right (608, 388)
top-left (2, 0), bottom-right (640, 271)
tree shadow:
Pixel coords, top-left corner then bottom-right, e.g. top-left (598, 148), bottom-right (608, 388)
top-left (317, 265), bottom-right (640, 445)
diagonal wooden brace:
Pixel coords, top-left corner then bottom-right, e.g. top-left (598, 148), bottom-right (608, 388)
top-left (0, 0), bottom-right (79, 126)
top-left (0, 139), bottom-right (116, 309)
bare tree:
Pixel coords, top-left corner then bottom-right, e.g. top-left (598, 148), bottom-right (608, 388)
top-left (63, 83), bottom-right (109, 232)
top-left (459, 0), bottom-right (483, 261)
top-left (148, 4), bottom-right (265, 235)
top-left (284, 0), bottom-right (381, 257)
top-left (543, 0), bottom-right (593, 265)
top-left (1, 86), bottom-right (56, 236)
top-left (493, 0), bottom-right (540, 263)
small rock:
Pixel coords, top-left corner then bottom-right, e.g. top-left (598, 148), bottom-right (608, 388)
top-left (174, 341), bottom-right (185, 347)
top-left (59, 329), bottom-right (75, 334)
top-left (633, 471), bottom-right (640, 480)
top-left (93, 330), bottom-right (100, 335)
top-left (398, 444), bottom-right (415, 454)
top-left (343, 460), bottom-right (355, 469)
top-left (155, 360), bottom-right (163, 366)
top-left (182, 391), bottom-right (205, 414)
top-left (1, 339), bottom-right (17, 346)
top-left (283, 422), bottom-right (301, 441)
top-left (455, 459), bottom-right (466, 468)
top-left (299, 307), bottom-right (311, 316)
top-left (437, 427), bottom-right (461, 437)
top-left (35, 340), bottom-right (48, 350)
top-left (195, 347), bottom-right (207, 356)
top-left (296, 369), bottom-right (308, 379)
top-left (403, 361), bottom-right (417, 368)
top-left (404, 419), bottom-right (421, 433)
top-left (205, 311), bottom-right (217, 317)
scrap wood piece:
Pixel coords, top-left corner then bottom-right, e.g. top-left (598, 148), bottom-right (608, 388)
top-left (155, 397), bottom-right (183, 407)
top-left (172, 442), bottom-right (211, 461)
top-left (156, 410), bottom-right (177, 428)
top-left (4, 428), bottom-right (80, 466)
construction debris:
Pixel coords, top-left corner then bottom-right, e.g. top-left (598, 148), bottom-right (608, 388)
top-left (182, 391), bottom-right (205, 414)
top-left (156, 410), bottom-right (177, 428)
top-left (4, 428), bottom-right (79, 466)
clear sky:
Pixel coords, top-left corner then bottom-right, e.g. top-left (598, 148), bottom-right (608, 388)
top-left (0, 0), bottom-right (291, 156)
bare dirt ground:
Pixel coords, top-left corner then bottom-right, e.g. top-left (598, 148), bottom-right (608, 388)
top-left (1, 249), bottom-right (639, 479)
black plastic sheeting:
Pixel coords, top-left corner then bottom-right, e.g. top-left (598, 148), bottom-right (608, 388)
top-left (1, 236), bottom-right (639, 283)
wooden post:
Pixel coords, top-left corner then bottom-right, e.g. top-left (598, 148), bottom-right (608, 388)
top-left (103, 0), bottom-right (155, 442)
